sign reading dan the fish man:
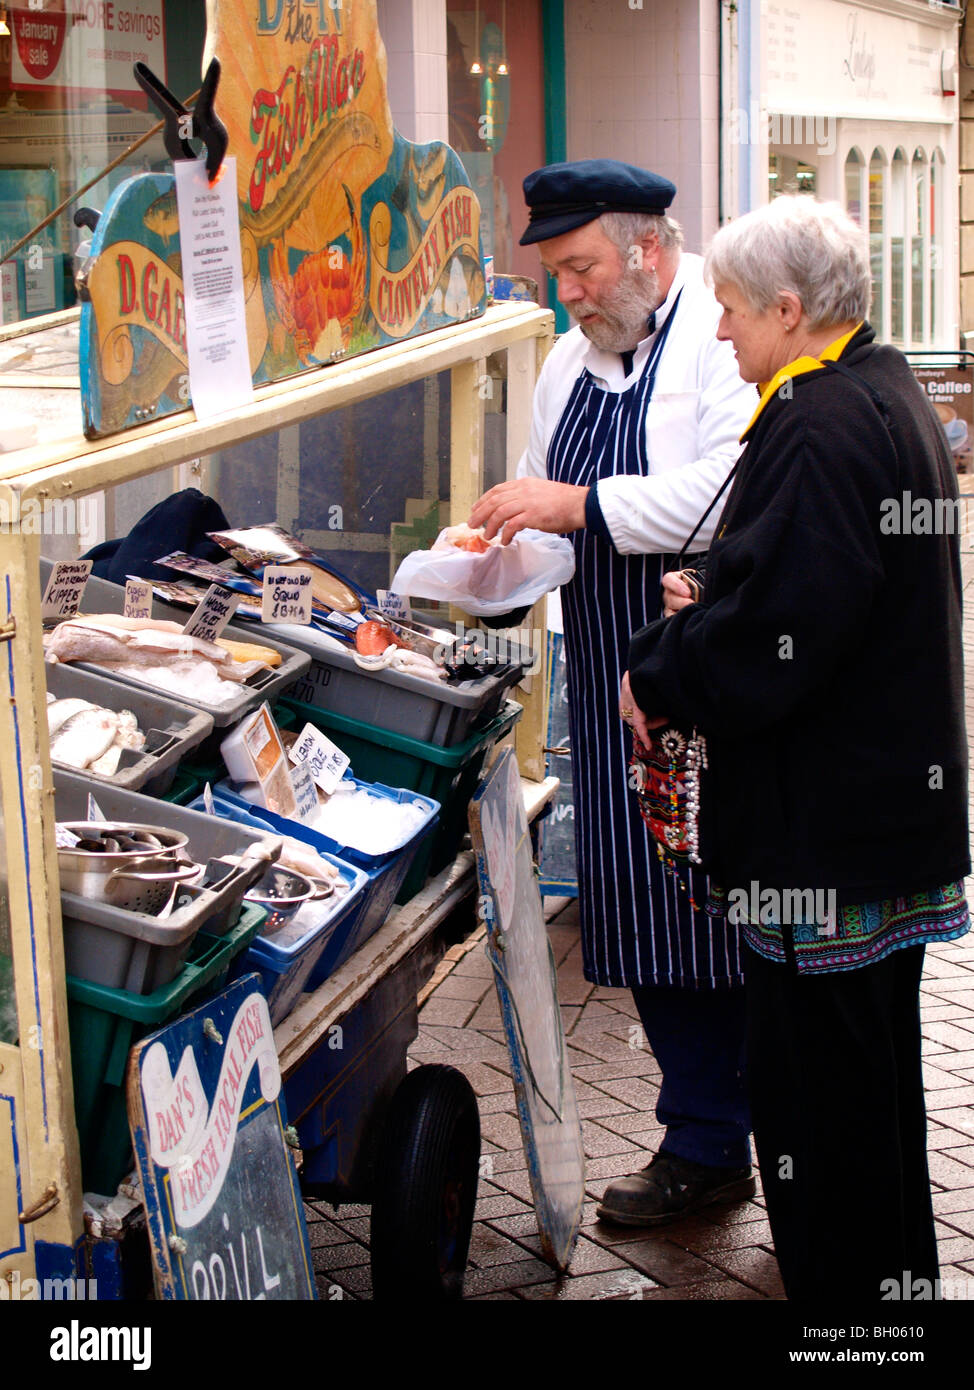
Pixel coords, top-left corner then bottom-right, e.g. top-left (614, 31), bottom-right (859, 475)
top-left (79, 0), bottom-right (486, 438)
top-left (127, 975), bottom-right (315, 1299)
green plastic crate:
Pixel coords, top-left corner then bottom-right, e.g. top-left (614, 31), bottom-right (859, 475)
top-left (66, 903), bottom-right (266, 1196)
top-left (276, 698), bottom-right (522, 901)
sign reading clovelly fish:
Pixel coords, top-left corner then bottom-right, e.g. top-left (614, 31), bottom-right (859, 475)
top-left (127, 975), bottom-right (315, 1299)
top-left (78, 0), bottom-right (486, 438)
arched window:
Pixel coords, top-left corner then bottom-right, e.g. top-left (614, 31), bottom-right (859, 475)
top-left (890, 149), bottom-right (907, 343)
top-left (844, 149), bottom-right (865, 226)
top-left (931, 148), bottom-right (945, 344)
top-left (869, 150), bottom-right (887, 338)
top-left (911, 149), bottom-right (927, 345)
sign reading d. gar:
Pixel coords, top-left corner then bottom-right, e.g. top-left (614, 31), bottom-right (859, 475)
top-left (127, 975), bottom-right (315, 1300)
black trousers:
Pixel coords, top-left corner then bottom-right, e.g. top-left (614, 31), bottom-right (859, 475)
top-left (743, 940), bottom-right (939, 1302)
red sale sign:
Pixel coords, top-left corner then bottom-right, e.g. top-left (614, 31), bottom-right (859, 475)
top-left (11, 0), bottom-right (165, 96)
top-left (13, 1), bottom-right (67, 81)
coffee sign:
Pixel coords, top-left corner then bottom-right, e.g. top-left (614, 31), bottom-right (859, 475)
top-left (911, 365), bottom-right (973, 471)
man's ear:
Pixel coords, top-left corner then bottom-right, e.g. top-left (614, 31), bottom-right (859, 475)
top-left (624, 232), bottom-right (659, 273)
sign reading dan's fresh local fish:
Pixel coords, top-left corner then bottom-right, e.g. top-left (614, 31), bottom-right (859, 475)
top-left (79, 0), bottom-right (486, 439)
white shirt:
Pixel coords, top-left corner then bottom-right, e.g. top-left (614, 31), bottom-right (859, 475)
top-left (517, 253), bottom-right (757, 554)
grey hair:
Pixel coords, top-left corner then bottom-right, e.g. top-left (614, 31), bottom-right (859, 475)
top-left (599, 210), bottom-right (685, 257)
top-left (704, 197), bottom-right (871, 330)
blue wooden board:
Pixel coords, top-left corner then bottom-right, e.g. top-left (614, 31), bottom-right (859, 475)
top-left (468, 749), bottom-right (584, 1272)
top-left (538, 630), bottom-right (578, 897)
top-left (127, 974), bottom-right (315, 1300)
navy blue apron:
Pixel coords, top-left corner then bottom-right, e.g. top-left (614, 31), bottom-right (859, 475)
top-left (547, 304), bottom-right (742, 989)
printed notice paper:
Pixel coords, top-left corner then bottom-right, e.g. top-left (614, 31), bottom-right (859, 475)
top-left (173, 156), bottom-right (253, 421)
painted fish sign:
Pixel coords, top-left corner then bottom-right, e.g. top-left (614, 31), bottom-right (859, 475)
top-left (79, 0), bottom-right (486, 437)
top-left (127, 975), bottom-right (316, 1299)
top-left (468, 749), bottom-right (585, 1272)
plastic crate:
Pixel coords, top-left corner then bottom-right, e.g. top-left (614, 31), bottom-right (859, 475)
top-left (40, 558), bottom-right (312, 754)
top-left (276, 697), bottom-right (522, 899)
top-left (280, 621), bottom-right (527, 746)
top-left (46, 664), bottom-right (214, 796)
top-left (66, 905), bottom-right (266, 1196)
top-left (193, 790), bottom-right (436, 993)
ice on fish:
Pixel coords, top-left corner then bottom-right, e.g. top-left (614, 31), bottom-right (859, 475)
top-left (307, 783), bottom-right (429, 854)
top-left (47, 697), bottom-right (146, 772)
top-left (109, 660), bottom-right (246, 707)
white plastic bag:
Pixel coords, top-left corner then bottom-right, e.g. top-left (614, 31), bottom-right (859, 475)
top-left (390, 527), bottom-right (576, 616)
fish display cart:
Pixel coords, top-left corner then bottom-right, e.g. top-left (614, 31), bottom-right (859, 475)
top-left (0, 295), bottom-right (557, 1299)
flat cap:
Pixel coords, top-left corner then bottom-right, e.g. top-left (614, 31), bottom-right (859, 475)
top-left (520, 159), bottom-right (677, 246)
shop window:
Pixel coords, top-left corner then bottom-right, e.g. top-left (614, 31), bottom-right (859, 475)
top-left (0, 0), bottom-right (205, 327)
top-left (911, 148), bottom-right (927, 347)
top-left (844, 149), bottom-right (865, 226)
top-left (869, 149), bottom-right (887, 339)
top-left (447, 0), bottom-right (546, 296)
top-left (768, 149), bottom-right (816, 201)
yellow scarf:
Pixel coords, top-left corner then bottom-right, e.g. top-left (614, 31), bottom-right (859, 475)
top-left (742, 322), bottom-right (863, 440)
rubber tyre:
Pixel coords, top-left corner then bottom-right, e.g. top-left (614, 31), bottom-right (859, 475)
top-left (370, 1063), bottom-right (481, 1301)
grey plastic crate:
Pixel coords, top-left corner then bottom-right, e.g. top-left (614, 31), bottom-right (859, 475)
top-left (55, 771), bottom-right (284, 992)
top-left (40, 558), bottom-right (311, 730)
top-left (270, 622), bottom-right (527, 746)
top-left (46, 664), bottom-right (214, 796)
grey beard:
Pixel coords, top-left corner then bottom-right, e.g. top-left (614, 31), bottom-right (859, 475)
top-left (573, 266), bottom-right (663, 353)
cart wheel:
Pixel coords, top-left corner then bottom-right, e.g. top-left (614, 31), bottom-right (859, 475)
top-left (370, 1064), bottom-right (480, 1301)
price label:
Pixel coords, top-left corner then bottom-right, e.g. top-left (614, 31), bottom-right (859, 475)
top-left (288, 722), bottom-right (350, 795)
top-left (123, 578), bottom-right (153, 621)
top-left (289, 761), bottom-right (320, 822)
top-left (262, 567), bottom-right (314, 625)
top-left (41, 560), bottom-right (92, 621)
top-left (376, 589), bottom-right (411, 623)
top-left (183, 584), bottom-right (241, 643)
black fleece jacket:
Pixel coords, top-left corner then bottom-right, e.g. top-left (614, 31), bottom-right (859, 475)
top-left (628, 324), bottom-right (970, 904)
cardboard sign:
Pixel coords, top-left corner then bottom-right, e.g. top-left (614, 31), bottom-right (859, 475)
top-left (262, 566), bottom-right (314, 625)
top-left (41, 560), bottom-right (92, 621)
top-left (288, 722), bottom-right (349, 795)
top-left (183, 584), bottom-right (242, 643)
top-left (911, 365), bottom-right (974, 470)
top-left (123, 578), bottom-right (154, 621)
top-left (468, 748), bottom-right (585, 1272)
top-left (376, 589), bottom-right (411, 622)
top-left (289, 760), bottom-right (320, 822)
top-left (128, 977), bottom-right (315, 1300)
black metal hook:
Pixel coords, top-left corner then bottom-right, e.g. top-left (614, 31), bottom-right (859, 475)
top-left (134, 57), bottom-right (228, 182)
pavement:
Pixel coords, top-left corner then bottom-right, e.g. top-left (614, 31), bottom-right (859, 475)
top-left (299, 541), bottom-right (974, 1303)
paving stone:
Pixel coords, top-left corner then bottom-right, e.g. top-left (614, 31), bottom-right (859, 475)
top-left (451, 1058), bottom-right (513, 1095)
top-left (474, 1192), bottom-right (533, 1221)
top-left (923, 1022), bottom-right (974, 1050)
top-left (580, 1119), bottom-right (644, 1158)
top-left (488, 1168), bottom-right (536, 1202)
top-left (417, 995), bottom-right (478, 1027)
top-left (587, 1077), bottom-right (664, 1111)
top-left (936, 1208), bottom-right (974, 1238)
top-left (327, 1264), bottom-right (372, 1296)
top-left (931, 1052), bottom-right (974, 1073)
top-left (497, 1233), bottom-right (629, 1276)
top-left (467, 1223), bottom-right (546, 1268)
top-left (927, 1151), bottom-right (974, 1189)
top-left (938, 1146), bottom-right (974, 1166)
top-left (518, 1268), bottom-right (655, 1300)
top-left (330, 1215), bottom-right (371, 1242)
top-left (461, 1257), bottom-right (556, 1295)
top-left (611, 1237), bottom-right (728, 1288)
top-left (431, 973), bottom-right (493, 1003)
top-left (477, 1091), bottom-right (520, 1116)
top-left (935, 1232), bottom-right (974, 1262)
top-left (305, 1219), bottom-right (357, 1248)
top-left (450, 951), bottom-right (495, 978)
top-left (926, 1107), bottom-right (974, 1138)
top-left (642, 1277), bottom-right (768, 1300)
top-left (311, 1241), bottom-right (370, 1272)
top-left (479, 1111), bottom-right (524, 1150)
top-left (667, 1216), bottom-right (775, 1253)
top-left (698, 1245), bottom-right (785, 1297)
top-left (465, 998), bottom-right (504, 1029)
top-left (574, 1095), bottom-right (642, 1123)
top-left (923, 1063), bottom-right (971, 1089)
top-left (593, 1110), bottom-right (664, 1137)
top-left (572, 1058), bottom-right (663, 1082)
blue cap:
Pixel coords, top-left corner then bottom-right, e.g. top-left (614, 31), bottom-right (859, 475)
top-left (520, 159), bottom-right (677, 246)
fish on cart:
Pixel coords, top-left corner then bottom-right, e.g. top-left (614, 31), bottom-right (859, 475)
top-left (352, 619), bottom-right (448, 683)
top-left (43, 614), bottom-right (280, 706)
top-left (47, 697), bottom-right (146, 774)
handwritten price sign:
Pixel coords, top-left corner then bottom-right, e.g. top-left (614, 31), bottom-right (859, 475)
top-left (262, 567), bottom-right (313, 625)
top-left (288, 722), bottom-right (350, 795)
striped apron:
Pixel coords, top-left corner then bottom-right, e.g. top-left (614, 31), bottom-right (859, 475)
top-left (547, 311), bottom-right (742, 989)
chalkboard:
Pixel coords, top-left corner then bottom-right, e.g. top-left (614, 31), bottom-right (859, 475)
top-left (538, 631), bottom-right (578, 897)
top-left (127, 975), bottom-right (315, 1300)
top-left (469, 749), bottom-right (585, 1271)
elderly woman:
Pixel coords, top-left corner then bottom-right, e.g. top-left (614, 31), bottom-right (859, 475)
top-left (623, 196), bottom-right (970, 1301)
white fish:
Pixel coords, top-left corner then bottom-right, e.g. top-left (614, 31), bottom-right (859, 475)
top-left (50, 707), bottom-right (119, 769)
top-left (47, 697), bottom-right (96, 736)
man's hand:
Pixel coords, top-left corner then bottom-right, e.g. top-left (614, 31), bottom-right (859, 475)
top-left (661, 570), bottom-right (694, 618)
top-left (470, 478), bottom-right (589, 545)
top-left (620, 670), bottom-right (667, 748)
